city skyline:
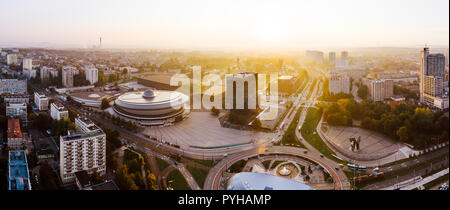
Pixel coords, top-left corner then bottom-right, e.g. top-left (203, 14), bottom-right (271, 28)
top-left (0, 0), bottom-right (449, 50)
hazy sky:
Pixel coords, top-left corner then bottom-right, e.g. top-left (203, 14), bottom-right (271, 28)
top-left (0, 0), bottom-right (448, 49)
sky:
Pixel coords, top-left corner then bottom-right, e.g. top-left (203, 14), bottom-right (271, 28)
top-left (0, 0), bottom-right (448, 50)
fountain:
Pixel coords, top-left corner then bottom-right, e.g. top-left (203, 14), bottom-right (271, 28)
top-left (279, 166), bottom-right (292, 176)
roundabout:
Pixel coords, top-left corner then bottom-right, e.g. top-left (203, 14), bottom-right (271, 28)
top-left (204, 146), bottom-right (350, 190)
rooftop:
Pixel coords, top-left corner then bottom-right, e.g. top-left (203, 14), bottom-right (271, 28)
top-left (8, 150), bottom-right (31, 190)
top-left (82, 180), bottom-right (119, 190)
top-left (227, 172), bottom-right (314, 190)
top-left (7, 118), bottom-right (22, 139)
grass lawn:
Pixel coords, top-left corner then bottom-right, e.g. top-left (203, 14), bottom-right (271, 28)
top-left (275, 107), bottom-right (306, 148)
top-left (300, 108), bottom-right (342, 163)
top-left (156, 157), bottom-right (170, 171)
top-left (186, 165), bottom-right (209, 189)
top-left (167, 169), bottom-right (190, 190)
top-left (184, 157), bottom-right (216, 167)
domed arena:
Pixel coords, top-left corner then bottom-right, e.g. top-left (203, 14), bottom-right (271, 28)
top-left (113, 89), bottom-right (190, 126)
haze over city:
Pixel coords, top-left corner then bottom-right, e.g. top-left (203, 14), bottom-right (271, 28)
top-left (0, 0), bottom-right (449, 50)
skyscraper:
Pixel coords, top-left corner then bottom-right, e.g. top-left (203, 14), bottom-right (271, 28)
top-left (329, 52), bottom-right (336, 67)
top-left (420, 47), bottom-right (447, 109)
top-left (62, 66), bottom-right (76, 88)
top-left (85, 65), bottom-right (99, 85)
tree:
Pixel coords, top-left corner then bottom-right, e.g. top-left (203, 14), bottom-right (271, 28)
top-left (101, 98), bottom-right (110, 110)
top-left (146, 171), bottom-right (157, 190)
top-left (115, 165), bottom-right (139, 190)
top-left (396, 126), bottom-right (408, 142)
top-left (357, 85), bottom-right (369, 100)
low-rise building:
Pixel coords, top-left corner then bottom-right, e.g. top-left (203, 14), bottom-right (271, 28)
top-left (50, 102), bottom-right (69, 120)
top-left (6, 103), bottom-right (27, 125)
top-left (7, 118), bottom-right (24, 150)
top-left (8, 150), bottom-right (32, 190)
top-left (3, 94), bottom-right (29, 104)
top-left (34, 92), bottom-right (49, 111)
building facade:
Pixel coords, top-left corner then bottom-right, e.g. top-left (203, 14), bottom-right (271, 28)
top-left (7, 54), bottom-right (18, 65)
top-left (329, 72), bottom-right (350, 94)
top-left (85, 66), bottom-right (99, 85)
top-left (369, 79), bottom-right (394, 102)
top-left (62, 66), bottom-right (76, 88)
top-left (60, 117), bottom-right (106, 183)
top-left (420, 47), bottom-right (448, 109)
top-left (6, 102), bottom-right (27, 125)
top-left (0, 79), bottom-right (27, 94)
top-left (50, 102), bottom-right (69, 120)
top-left (34, 92), bottom-right (49, 111)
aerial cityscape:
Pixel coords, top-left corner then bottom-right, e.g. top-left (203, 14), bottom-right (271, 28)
top-left (0, 0), bottom-right (449, 192)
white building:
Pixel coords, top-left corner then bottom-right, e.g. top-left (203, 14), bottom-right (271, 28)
top-left (6, 102), bottom-right (27, 124)
top-left (306, 50), bottom-right (324, 64)
top-left (34, 92), bottom-right (49, 111)
top-left (62, 66), bottom-right (76, 88)
top-left (7, 54), bottom-right (18, 65)
top-left (329, 72), bottom-right (350, 94)
top-left (60, 117), bottom-right (106, 183)
top-left (85, 66), bottom-right (99, 85)
top-left (23, 58), bottom-right (32, 71)
top-left (3, 94), bottom-right (29, 104)
top-left (50, 102), bottom-right (69, 120)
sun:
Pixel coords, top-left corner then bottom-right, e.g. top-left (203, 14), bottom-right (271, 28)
top-left (255, 18), bottom-right (285, 43)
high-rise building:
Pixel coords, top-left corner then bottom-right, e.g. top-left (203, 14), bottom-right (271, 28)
top-left (8, 150), bottom-right (32, 190)
top-left (50, 102), bottom-right (69, 120)
top-left (34, 92), bottom-right (49, 111)
top-left (62, 66), bottom-right (76, 88)
top-left (85, 65), bottom-right (99, 85)
top-left (23, 58), bottom-right (32, 71)
top-left (329, 52), bottom-right (336, 66)
top-left (7, 54), bottom-right (18, 65)
top-left (369, 79), bottom-right (394, 102)
top-left (306, 51), bottom-right (324, 64)
top-left (40, 66), bottom-right (56, 82)
top-left (329, 72), bottom-right (350, 94)
top-left (7, 118), bottom-right (24, 150)
top-left (6, 103), bottom-right (27, 125)
top-left (420, 47), bottom-right (448, 109)
top-left (60, 117), bottom-right (106, 183)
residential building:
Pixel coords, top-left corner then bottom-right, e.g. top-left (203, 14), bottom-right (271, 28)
top-left (7, 118), bottom-right (24, 150)
top-left (6, 102), bottom-right (27, 125)
top-left (60, 117), bottom-right (106, 183)
top-left (3, 94), bottom-right (29, 104)
top-left (306, 50), bottom-right (324, 64)
top-left (50, 102), bottom-right (69, 120)
top-left (62, 66), bottom-right (76, 88)
top-left (34, 92), bottom-right (49, 111)
top-left (329, 52), bottom-right (336, 66)
top-left (8, 150), bottom-right (31, 190)
top-left (329, 72), bottom-right (350, 94)
top-left (0, 79), bottom-right (27, 94)
top-left (85, 65), bottom-right (99, 85)
top-left (7, 54), bottom-right (18, 65)
top-left (369, 79), bottom-right (394, 102)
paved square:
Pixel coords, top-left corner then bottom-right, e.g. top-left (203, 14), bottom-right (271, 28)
top-left (142, 112), bottom-right (275, 148)
top-left (323, 126), bottom-right (400, 157)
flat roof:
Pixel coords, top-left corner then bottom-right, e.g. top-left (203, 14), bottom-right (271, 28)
top-left (140, 74), bottom-right (177, 86)
top-left (8, 150), bottom-right (31, 190)
top-left (70, 91), bottom-right (110, 102)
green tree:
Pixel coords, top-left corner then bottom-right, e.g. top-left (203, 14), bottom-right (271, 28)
top-left (357, 85), bottom-right (369, 100)
top-left (396, 126), bottom-right (408, 142)
top-left (101, 98), bottom-right (110, 110)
